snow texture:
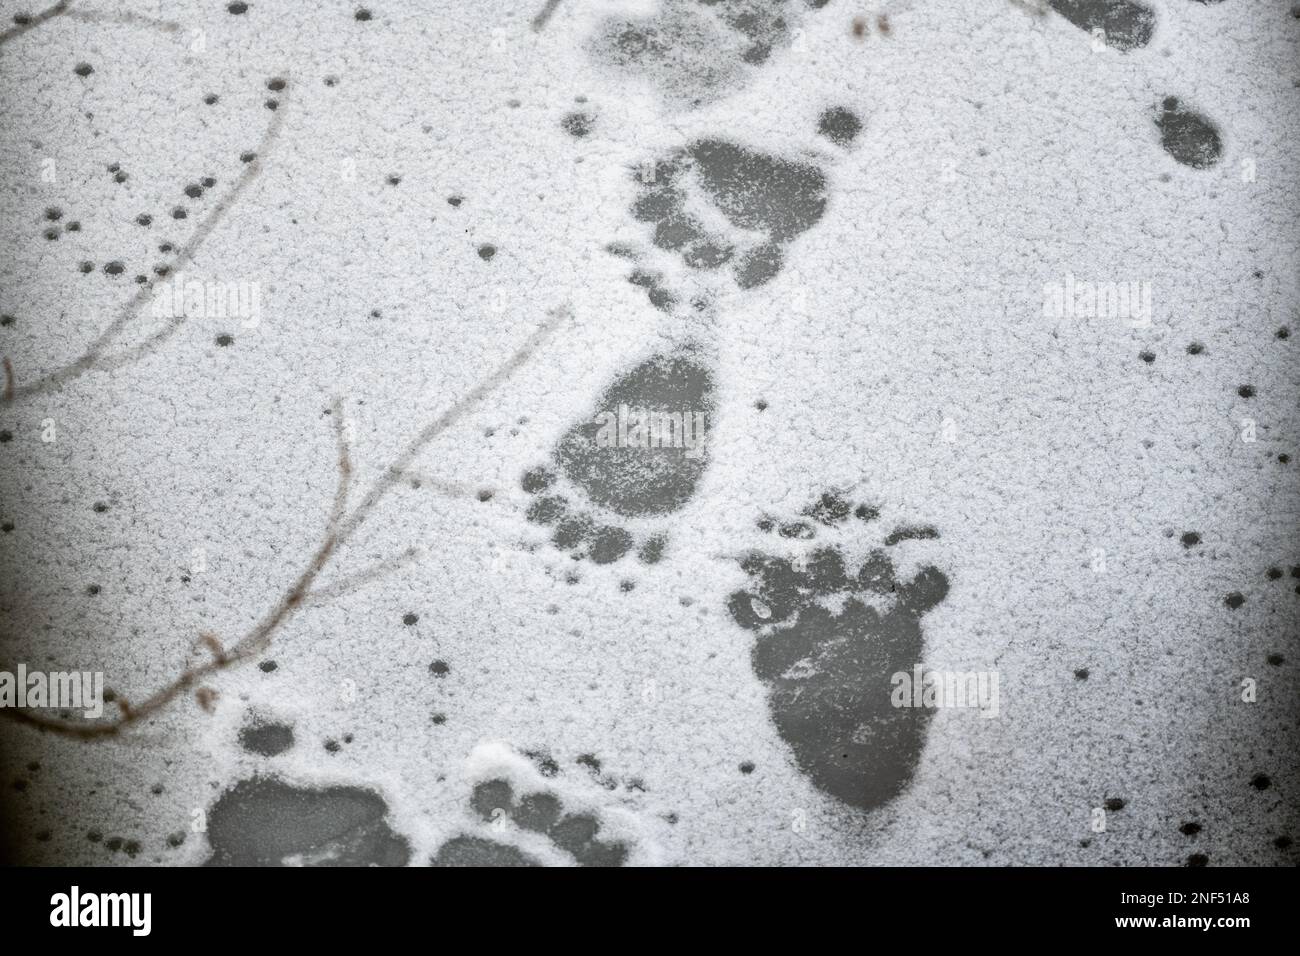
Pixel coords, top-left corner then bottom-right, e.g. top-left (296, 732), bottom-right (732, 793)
top-left (0, 0), bottom-right (1297, 866)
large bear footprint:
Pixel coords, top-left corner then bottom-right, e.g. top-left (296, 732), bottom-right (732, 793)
top-left (431, 775), bottom-right (632, 867)
top-left (621, 108), bottom-right (860, 302)
top-left (727, 491), bottom-right (950, 812)
top-left (521, 345), bottom-right (715, 571)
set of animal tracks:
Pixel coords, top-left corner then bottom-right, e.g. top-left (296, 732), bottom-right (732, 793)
top-left (61, 1), bottom-right (1234, 864)
top-left (512, 0), bottom-right (1228, 842)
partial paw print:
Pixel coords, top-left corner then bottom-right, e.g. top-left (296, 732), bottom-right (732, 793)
top-left (1038, 1), bottom-right (1224, 168)
top-left (520, 345), bottom-right (715, 574)
top-left (614, 107), bottom-right (861, 305)
top-left (726, 490), bottom-right (950, 811)
top-left (586, 0), bottom-right (832, 111)
top-left (204, 777), bottom-right (411, 866)
top-left (430, 744), bottom-right (656, 867)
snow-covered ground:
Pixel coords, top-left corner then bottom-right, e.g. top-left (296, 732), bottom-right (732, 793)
top-left (0, 0), bottom-right (1296, 866)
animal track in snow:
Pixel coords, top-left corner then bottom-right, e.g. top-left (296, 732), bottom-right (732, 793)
top-left (617, 107), bottom-right (859, 305)
top-left (586, 0), bottom-right (831, 111)
top-left (430, 744), bottom-right (655, 866)
top-left (727, 491), bottom-right (950, 812)
top-left (521, 344), bottom-right (715, 571)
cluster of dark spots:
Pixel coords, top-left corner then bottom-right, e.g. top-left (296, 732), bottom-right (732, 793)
top-left (561, 111), bottom-right (595, 138)
top-left (107, 162), bottom-right (127, 184)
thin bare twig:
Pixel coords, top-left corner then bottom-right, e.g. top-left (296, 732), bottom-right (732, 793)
top-left (304, 547), bottom-right (422, 607)
top-left (400, 472), bottom-right (487, 499)
top-left (65, 8), bottom-right (182, 34)
top-left (0, 0), bottom-right (73, 48)
top-left (531, 0), bottom-right (563, 32)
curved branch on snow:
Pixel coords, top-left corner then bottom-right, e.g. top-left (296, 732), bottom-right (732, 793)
top-left (1, 306), bottom-right (572, 738)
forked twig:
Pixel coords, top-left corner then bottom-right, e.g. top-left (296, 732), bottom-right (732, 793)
top-left (1, 307), bottom-right (571, 738)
